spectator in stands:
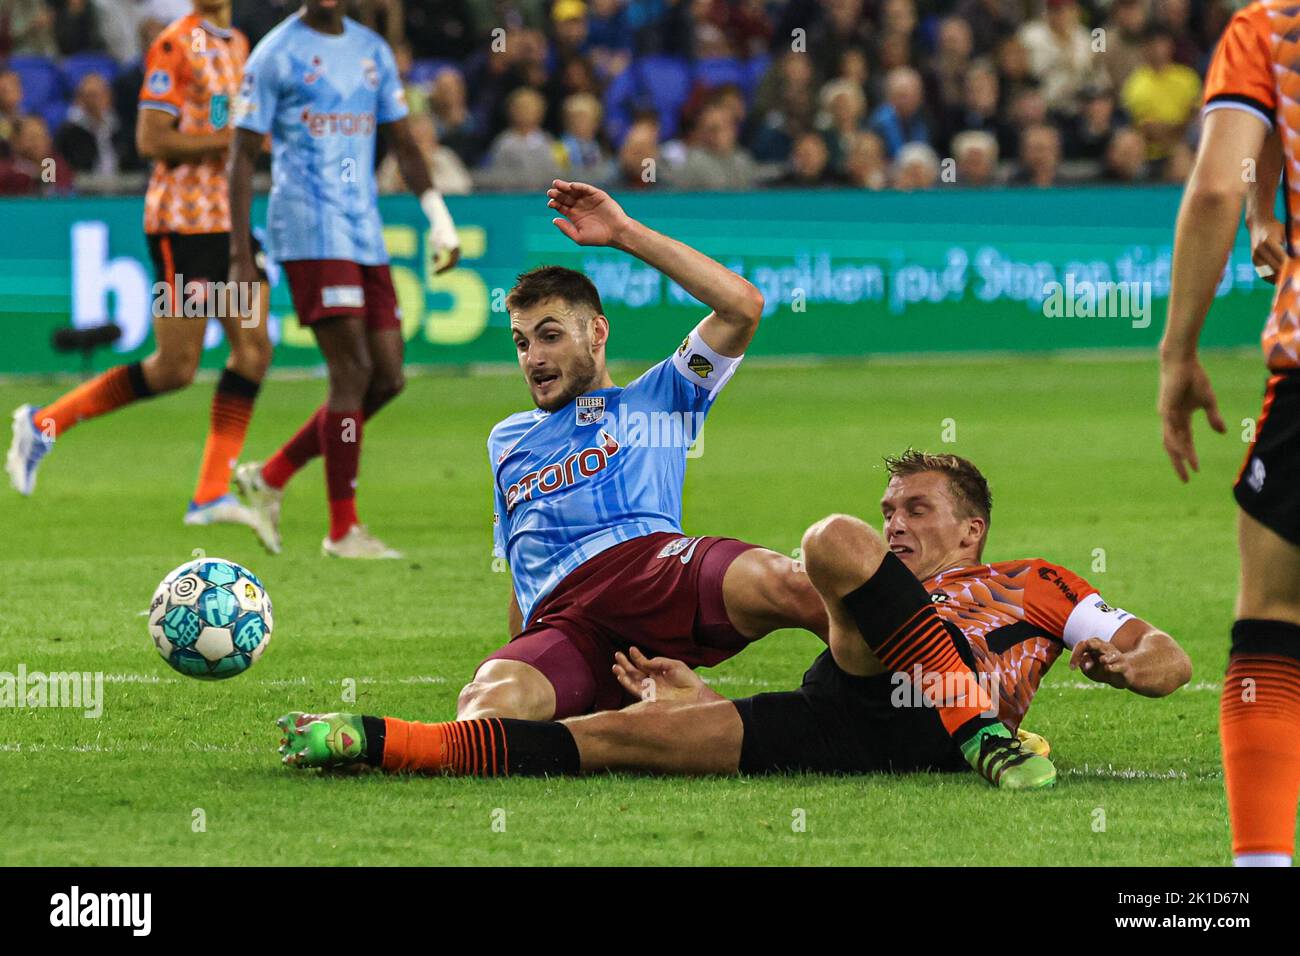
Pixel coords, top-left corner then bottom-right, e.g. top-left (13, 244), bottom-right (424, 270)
top-left (926, 16), bottom-right (974, 118)
top-left (806, 0), bottom-right (873, 82)
top-left (1101, 0), bottom-right (1150, 92)
top-left (559, 92), bottom-right (608, 176)
top-left (1121, 24), bottom-right (1200, 162)
top-left (52, 0), bottom-right (106, 55)
top-left (0, 115), bottom-right (74, 194)
top-left (55, 73), bottom-right (121, 176)
top-left (871, 31), bottom-right (915, 99)
top-left (842, 129), bottom-right (888, 190)
top-left (837, 46), bottom-right (868, 90)
top-left (1010, 122), bottom-right (1061, 187)
top-left (483, 86), bottom-right (562, 190)
top-left (1102, 126), bottom-right (1148, 182)
top-left (673, 102), bottom-right (758, 190)
top-left (994, 34), bottom-right (1037, 106)
top-left (951, 129), bottom-right (999, 186)
top-left (377, 111), bottom-right (472, 195)
top-left (939, 60), bottom-right (1003, 156)
top-left (751, 72), bottom-right (815, 163)
top-left (406, 0), bottom-right (475, 59)
top-left (431, 66), bottom-right (482, 167)
top-left (233, 0), bottom-right (298, 48)
top-left (110, 14), bottom-right (165, 173)
top-left (0, 71), bottom-right (23, 155)
top-left (1006, 86), bottom-right (1049, 157)
top-left (1066, 85), bottom-right (1122, 161)
top-left (552, 0), bottom-right (591, 61)
top-left (892, 141), bottom-right (940, 190)
top-left (956, 0), bottom-right (1022, 57)
top-left (616, 112), bottom-right (664, 189)
top-left (1017, 0), bottom-right (1107, 117)
top-left (6, 0), bottom-right (58, 56)
top-left (818, 77), bottom-right (867, 173)
top-left (753, 49), bottom-right (815, 126)
top-left (773, 130), bottom-right (845, 188)
top-left (1153, 0), bottom-right (1201, 68)
top-left (868, 67), bottom-right (931, 159)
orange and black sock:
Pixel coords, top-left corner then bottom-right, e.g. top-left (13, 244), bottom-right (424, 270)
top-left (32, 362), bottom-right (154, 439)
top-left (841, 551), bottom-right (999, 744)
top-left (1221, 619), bottom-right (1300, 866)
top-left (193, 369), bottom-right (260, 505)
top-left (367, 716), bottom-right (580, 776)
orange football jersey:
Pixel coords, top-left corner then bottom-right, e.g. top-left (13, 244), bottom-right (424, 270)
top-left (924, 559), bottom-right (1128, 732)
top-left (139, 14), bottom-right (248, 236)
top-left (1204, 1), bottom-right (1300, 369)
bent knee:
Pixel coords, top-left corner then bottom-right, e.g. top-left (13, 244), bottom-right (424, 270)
top-left (146, 354), bottom-right (200, 393)
top-left (801, 513), bottom-right (884, 587)
top-left (456, 668), bottom-right (554, 720)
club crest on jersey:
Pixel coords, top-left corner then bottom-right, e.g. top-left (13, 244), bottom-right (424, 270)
top-left (656, 537), bottom-right (695, 559)
top-left (362, 58), bottom-right (380, 90)
top-left (504, 429), bottom-right (620, 514)
top-left (575, 395), bottom-right (605, 426)
top-left (930, 592), bottom-right (949, 604)
top-left (304, 55), bottom-right (325, 84)
top-left (146, 69), bottom-right (172, 96)
top-left (209, 94), bottom-right (229, 129)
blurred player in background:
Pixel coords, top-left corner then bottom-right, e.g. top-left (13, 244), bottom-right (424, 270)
top-left (1160, 0), bottom-right (1300, 866)
top-left (6, 0), bottom-right (274, 549)
top-left (279, 452), bottom-right (1191, 790)
top-left (227, 0), bottom-right (460, 559)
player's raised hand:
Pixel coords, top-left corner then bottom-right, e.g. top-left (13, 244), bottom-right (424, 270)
top-left (613, 647), bottom-right (711, 704)
top-left (1158, 357), bottom-right (1226, 482)
top-left (547, 180), bottom-right (632, 248)
top-left (1069, 637), bottom-right (1133, 690)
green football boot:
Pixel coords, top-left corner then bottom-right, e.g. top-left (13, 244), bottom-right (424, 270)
top-left (960, 724), bottom-right (1057, 790)
top-left (277, 711), bottom-right (368, 770)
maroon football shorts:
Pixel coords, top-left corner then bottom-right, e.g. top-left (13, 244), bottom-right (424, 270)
top-left (281, 258), bottom-right (400, 331)
top-left (479, 532), bottom-right (759, 717)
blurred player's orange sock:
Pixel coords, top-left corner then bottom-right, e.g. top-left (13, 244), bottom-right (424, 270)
top-left (32, 362), bottom-right (153, 439)
top-left (378, 717), bottom-right (579, 776)
top-left (841, 552), bottom-right (1000, 743)
top-left (193, 369), bottom-right (261, 505)
top-left (321, 408), bottom-right (362, 540)
top-left (1221, 620), bottom-right (1300, 866)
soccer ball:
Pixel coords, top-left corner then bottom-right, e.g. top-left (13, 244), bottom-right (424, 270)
top-left (148, 558), bottom-right (273, 680)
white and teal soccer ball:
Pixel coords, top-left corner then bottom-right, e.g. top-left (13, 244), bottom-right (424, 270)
top-left (148, 558), bottom-right (273, 680)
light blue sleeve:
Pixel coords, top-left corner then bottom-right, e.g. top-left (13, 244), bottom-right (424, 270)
top-left (234, 42), bottom-right (281, 135)
top-left (374, 40), bottom-right (409, 125)
top-left (489, 437), bottom-right (507, 560)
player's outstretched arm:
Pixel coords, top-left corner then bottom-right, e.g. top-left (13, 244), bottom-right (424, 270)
top-left (382, 117), bottom-right (460, 274)
top-left (547, 180), bottom-right (764, 356)
top-left (1159, 109), bottom-right (1267, 481)
top-left (1069, 619), bottom-right (1192, 698)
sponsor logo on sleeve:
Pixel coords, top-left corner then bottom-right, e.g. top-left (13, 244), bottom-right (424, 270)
top-left (146, 69), bottom-right (172, 96)
top-left (686, 354), bottom-right (714, 378)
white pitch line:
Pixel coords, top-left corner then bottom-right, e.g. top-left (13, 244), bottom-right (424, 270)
top-left (1060, 764), bottom-right (1222, 782)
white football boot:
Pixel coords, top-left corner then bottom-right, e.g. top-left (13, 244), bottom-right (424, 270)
top-left (6, 404), bottom-right (53, 496)
top-left (321, 524), bottom-right (404, 560)
top-left (232, 461), bottom-right (283, 555)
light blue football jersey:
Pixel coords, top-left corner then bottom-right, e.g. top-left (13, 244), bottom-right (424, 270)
top-left (491, 326), bottom-right (743, 625)
top-left (233, 14), bottom-right (407, 265)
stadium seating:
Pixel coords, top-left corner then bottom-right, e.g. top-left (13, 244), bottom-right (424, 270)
top-left (61, 52), bottom-right (120, 90)
top-left (10, 55), bottom-right (64, 116)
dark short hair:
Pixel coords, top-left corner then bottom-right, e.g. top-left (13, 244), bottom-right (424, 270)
top-left (883, 449), bottom-right (992, 526)
top-left (505, 265), bottom-right (604, 318)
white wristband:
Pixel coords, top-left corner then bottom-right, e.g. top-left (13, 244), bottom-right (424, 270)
top-left (421, 189), bottom-right (458, 253)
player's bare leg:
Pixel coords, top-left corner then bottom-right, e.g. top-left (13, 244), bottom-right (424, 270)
top-left (1221, 510), bottom-right (1300, 866)
top-left (720, 547), bottom-right (829, 640)
top-left (361, 325), bottom-right (406, 420)
top-left (799, 512), bottom-right (1056, 789)
top-left (457, 659), bottom-right (557, 721)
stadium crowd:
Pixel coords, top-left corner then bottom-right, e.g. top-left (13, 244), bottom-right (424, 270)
top-left (0, 0), bottom-right (1235, 195)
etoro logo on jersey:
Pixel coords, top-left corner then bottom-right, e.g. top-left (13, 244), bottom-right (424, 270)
top-left (505, 429), bottom-right (620, 514)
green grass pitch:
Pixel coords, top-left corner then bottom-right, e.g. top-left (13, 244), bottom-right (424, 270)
top-left (0, 351), bottom-right (1289, 865)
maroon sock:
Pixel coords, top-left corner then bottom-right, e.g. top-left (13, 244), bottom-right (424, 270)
top-left (320, 408), bottom-right (362, 540)
top-left (262, 406), bottom-right (326, 490)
